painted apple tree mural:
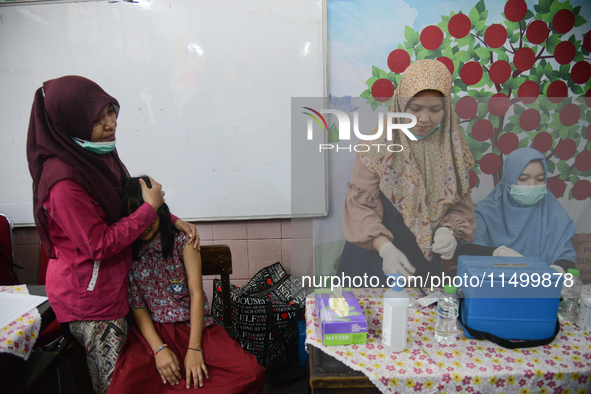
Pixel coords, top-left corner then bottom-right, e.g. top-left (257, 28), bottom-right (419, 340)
top-left (361, 0), bottom-right (591, 200)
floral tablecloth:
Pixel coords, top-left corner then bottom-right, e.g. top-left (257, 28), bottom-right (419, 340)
top-left (0, 285), bottom-right (42, 360)
top-left (305, 288), bottom-right (591, 394)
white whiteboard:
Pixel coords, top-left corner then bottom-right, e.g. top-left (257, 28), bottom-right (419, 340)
top-left (0, 0), bottom-right (327, 225)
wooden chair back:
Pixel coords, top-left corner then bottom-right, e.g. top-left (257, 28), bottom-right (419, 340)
top-left (200, 245), bottom-right (233, 337)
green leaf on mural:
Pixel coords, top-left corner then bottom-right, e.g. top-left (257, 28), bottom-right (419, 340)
top-left (504, 18), bottom-right (520, 30)
top-left (443, 45), bottom-right (453, 58)
top-left (480, 10), bottom-right (488, 22)
top-left (504, 77), bottom-right (526, 89)
top-left (539, 13), bottom-right (553, 23)
top-left (366, 76), bottom-right (379, 87)
top-left (528, 74), bottom-right (541, 84)
top-left (537, 0), bottom-right (552, 13)
top-left (549, 0), bottom-right (570, 15)
top-left (372, 66), bottom-right (380, 78)
top-left (474, 46), bottom-right (490, 60)
top-left (404, 26), bottom-right (414, 44)
top-left (547, 160), bottom-right (556, 174)
top-left (546, 34), bottom-right (561, 54)
top-left (455, 50), bottom-right (472, 62)
top-left (456, 34), bottom-right (472, 48)
top-left (557, 161), bottom-right (571, 180)
top-left (510, 32), bottom-right (520, 44)
top-left (329, 123), bottom-right (340, 143)
top-left (543, 62), bottom-right (555, 78)
top-left (404, 26), bottom-right (419, 46)
top-left (491, 48), bottom-right (510, 62)
top-left (560, 127), bottom-right (569, 139)
top-left (475, 20), bottom-right (486, 34)
top-left (475, 0), bottom-right (485, 13)
top-left (572, 85), bottom-right (584, 94)
top-left (540, 113), bottom-right (550, 124)
top-left (417, 49), bottom-right (428, 60)
top-left (519, 135), bottom-right (531, 147)
top-left (379, 69), bottom-right (388, 79)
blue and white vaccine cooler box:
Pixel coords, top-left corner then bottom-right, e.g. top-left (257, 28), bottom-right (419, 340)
top-left (457, 256), bottom-right (562, 340)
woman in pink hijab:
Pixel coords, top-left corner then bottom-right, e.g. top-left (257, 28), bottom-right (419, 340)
top-left (27, 75), bottom-right (198, 394)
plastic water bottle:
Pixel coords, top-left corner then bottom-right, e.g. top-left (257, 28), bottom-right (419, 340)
top-left (558, 268), bottom-right (582, 324)
top-left (435, 285), bottom-right (459, 345)
top-left (382, 274), bottom-right (409, 352)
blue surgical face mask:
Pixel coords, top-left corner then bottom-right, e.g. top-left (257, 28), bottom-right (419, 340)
top-left (73, 137), bottom-right (116, 154)
top-left (508, 183), bottom-right (547, 206)
top-left (410, 126), bottom-right (439, 140)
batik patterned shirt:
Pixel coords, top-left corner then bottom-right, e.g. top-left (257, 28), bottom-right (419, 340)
top-left (128, 232), bottom-right (214, 327)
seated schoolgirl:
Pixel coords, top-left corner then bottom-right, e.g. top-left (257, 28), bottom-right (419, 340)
top-left (458, 148), bottom-right (576, 273)
top-left (107, 177), bottom-right (265, 394)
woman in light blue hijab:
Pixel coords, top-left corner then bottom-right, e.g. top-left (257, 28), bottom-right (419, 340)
top-left (462, 148), bottom-right (576, 272)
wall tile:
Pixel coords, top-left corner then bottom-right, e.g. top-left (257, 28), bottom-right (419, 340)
top-left (247, 220), bottom-right (281, 239)
top-left (247, 239), bottom-right (282, 277)
top-left (290, 238), bottom-right (313, 280)
top-left (281, 219), bottom-right (291, 238)
top-left (290, 218), bottom-right (313, 239)
top-left (195, 223), bottom-right (213, 241)
top-left (281, 239), bottom-right (291, 274)
top-left (212, 221), bottom-right (247, 240)
top-left (13, 227), bottom-right (39, 245)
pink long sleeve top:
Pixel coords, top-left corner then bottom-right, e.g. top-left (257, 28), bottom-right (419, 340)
top-left (43, 179), bottom-right (157, 322)
top-left (343, 156), bottom-right (476, 250)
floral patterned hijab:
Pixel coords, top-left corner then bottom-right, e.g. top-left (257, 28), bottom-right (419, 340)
top-left (358, 60), bottom-right (474, 259)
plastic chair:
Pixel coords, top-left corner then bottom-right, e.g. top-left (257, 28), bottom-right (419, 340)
top-left (0, 213), bottom-right (21, 285)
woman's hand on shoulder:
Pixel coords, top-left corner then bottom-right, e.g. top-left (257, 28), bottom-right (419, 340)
top-left (140, 177), bottom-right (165, 211)
top-left (185, 349), bottom-right (208, 389)
top-left (175, 219), bottom-right (200, 250)
top-left (154, 347), bottom-right (181, 385)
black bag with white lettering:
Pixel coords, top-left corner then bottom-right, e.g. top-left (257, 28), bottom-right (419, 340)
top-left (211, 262), bottom-right (306, 370)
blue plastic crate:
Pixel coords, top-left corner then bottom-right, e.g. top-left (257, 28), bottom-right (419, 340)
top-left (457, 256), bottom-right (562, 340)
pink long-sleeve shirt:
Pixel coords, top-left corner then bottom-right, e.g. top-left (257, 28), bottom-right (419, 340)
top-left (343, 156), bottom-right (476, 250)
top-left (43, 179), bottom-right (158, 322)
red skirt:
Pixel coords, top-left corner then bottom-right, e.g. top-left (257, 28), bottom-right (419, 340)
top-left (107, 322), bottom-right (265, 394)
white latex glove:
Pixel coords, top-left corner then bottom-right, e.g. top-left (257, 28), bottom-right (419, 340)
top-left (379, 242), bottom-right (416, 277)
top-left (492, 245), bottom-right (523, 257)
top-left (329, 286), bottom-right (349, 317)
top-left (431, 227), bottom-right (457, 260)
top-left (549, 265), bottom-right (565, 274)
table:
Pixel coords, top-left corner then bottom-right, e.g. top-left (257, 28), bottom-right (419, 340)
top-left (0, 285), bottom-right (50, 359)
top-left (306, 288), bottom-right (591, 394)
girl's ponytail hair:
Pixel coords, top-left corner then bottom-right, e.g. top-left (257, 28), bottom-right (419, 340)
top-left (121, 176), bottom-right (177, 260)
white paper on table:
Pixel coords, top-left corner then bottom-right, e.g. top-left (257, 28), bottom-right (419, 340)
top-left (0, 292), bottom-right (48, 330)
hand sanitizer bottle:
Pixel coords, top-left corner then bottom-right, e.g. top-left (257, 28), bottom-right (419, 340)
top-left (382, 274), bottom-right (410, 352)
